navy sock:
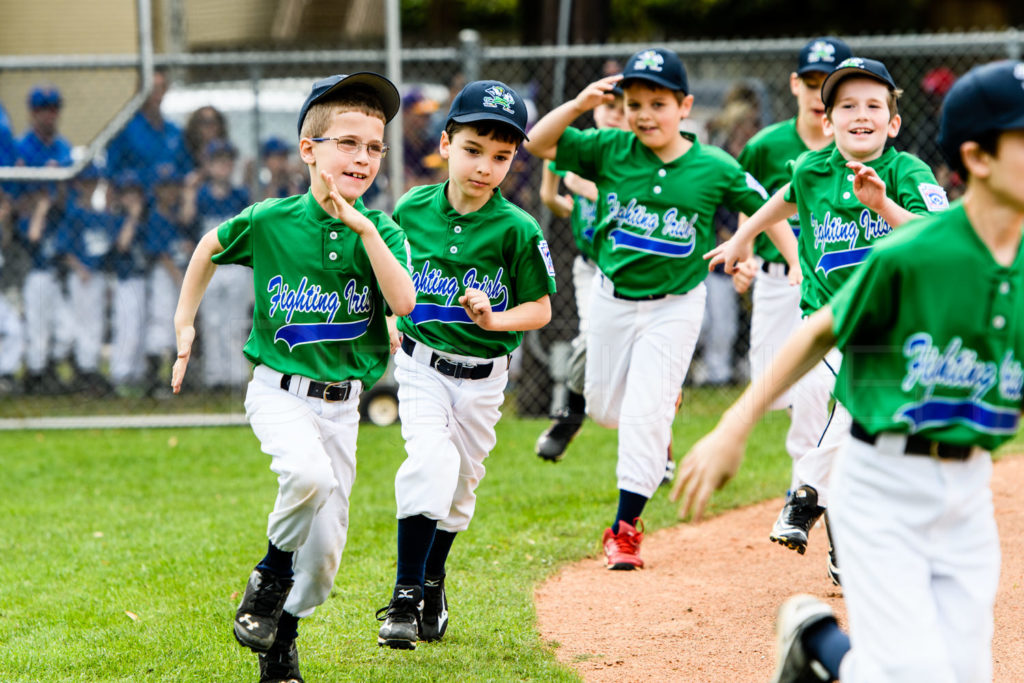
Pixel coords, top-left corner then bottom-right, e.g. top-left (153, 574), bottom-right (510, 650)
top-left (396, 514), bottom-right (438, 588)
top-left (424, 529), bottom-right (457, 579)
top-left (802, 618), bottom-right (850, 680)
top-left (567, 389), bottom-right (586, 416)
top-left (276, 610), bottom-right (299, 644)
top-left (612, 490), bottom-right (648, 534)
top-left (256, 541), bottom-right (294, 578)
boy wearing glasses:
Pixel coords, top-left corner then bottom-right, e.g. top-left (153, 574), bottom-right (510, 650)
top-left (375, 80), bottom-right (556, 650)
top-left (171, 73), bottom-right (415, 682)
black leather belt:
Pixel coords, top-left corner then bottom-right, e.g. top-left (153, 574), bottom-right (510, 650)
top-left (850, 421), bottom-right (972, 460)
top-left (761, 261), bottom-right (790, 275)
top-left (279, 373), bottom-right (352, 402)
top-left (613, 290), bottom-right (667, 301)
top-left (401, 336), bottom-right (494, 380)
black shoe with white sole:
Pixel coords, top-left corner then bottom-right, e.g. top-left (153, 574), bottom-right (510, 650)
top-left (420, 575), bottom-right (449, 642)
top-left (234, 568), bottom-right (294, 652)
top-left (376, 584), bottom-right (422, 650)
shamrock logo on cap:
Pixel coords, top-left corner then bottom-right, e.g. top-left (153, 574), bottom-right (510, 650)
top-left (807, 41), bottom-right (836, 64)
top-left (1015, 63), bottom-right (1024, 84)
top-left (633, 50), bottom-right (665, 73)
top-left (837, 57), bottom-right (866, 69)
top-left (483, 85), bottom-right (516, 114)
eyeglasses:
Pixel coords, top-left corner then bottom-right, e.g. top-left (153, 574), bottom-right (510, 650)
top-left (309, 136), bottom-right (389, 159)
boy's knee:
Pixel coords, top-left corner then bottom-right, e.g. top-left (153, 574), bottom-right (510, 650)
top-left (281, 460), bottom-right (337, 506)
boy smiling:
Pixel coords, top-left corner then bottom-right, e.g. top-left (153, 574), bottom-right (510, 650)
top-left (704, 58), bottom-right (948, 581)
top-left (525, 47), bottom-right (776, 570)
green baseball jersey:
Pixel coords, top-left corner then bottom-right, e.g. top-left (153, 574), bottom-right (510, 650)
top-left (555, 127), bottom-right (768, 298)
top-left (547, 159), bottom-right (600, 262)
top-left (212, 191), bottom-right (410, 388)
top-left (738, 118), bottom-right (806, 264)
top-left (831, 202), bottom-right (1024, 451)
top-left (785, 144), bottom-right (947, 316)
top-left (394, 182), bottom-right (557, 358)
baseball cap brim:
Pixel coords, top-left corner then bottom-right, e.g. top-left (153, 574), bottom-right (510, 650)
top-left (298, 72), bottom-right (401, 135)
top-left (449, 111), bottom-right (530, 140)
top-left (621, 73), bottom-right (686, 93)
top-left (821, 67), bottom-right (895, 108)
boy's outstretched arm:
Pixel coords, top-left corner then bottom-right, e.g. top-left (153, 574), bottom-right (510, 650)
top-left (172, 228), bottom-right (223, 393)
top-left (321, 170), bottom-right (416, 316)
top-left (705, 185), bottom-right (798, 274)
top-left (459, 290), bottom-right (551, 332)
top-left (523, 75), bottom-right (623, 160)
top-left (669, 306), bottom-right (837, 521)
top-left (539, 165), bottom-right (573, 218)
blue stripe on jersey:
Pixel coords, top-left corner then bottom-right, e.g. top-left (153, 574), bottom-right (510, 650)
top-left (815, 247), bottom-right (871, 275)
top-left (608, 228), bottom-right (695, 258)
top-left (409, 297), bottom-right (509, 325)
top-left (896, 398), bottom-right (1021, 435)
top-left (274, 320), bottom-right (370, 349)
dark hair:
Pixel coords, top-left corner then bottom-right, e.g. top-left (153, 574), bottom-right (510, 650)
top-left (184, 106), bottom-right (228, 163)
top-left (444, 119), bottom-right (524, 146)
top-left (620, 78), bottom-right (687, 104)
top-left (948, 128), bottom-right (1001, 179)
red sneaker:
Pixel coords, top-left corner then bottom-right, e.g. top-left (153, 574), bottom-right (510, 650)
top-left (602, 518), bottom-right (645, 570)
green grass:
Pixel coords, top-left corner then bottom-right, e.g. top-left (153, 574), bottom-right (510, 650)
top-left (2, 388), bottom-right (1021, 682)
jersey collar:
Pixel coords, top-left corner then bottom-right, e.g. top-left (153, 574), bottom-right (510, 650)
top-left (433, 180), bottom-right (503, 219)
top-left (303, 188), bottom-right (367, 225)
top-left (637, 130), bottom-right (698, 167)
top-left (828, 142), bottom-right (897, 170)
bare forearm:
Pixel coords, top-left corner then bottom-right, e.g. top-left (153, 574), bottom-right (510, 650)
top-left (523, 101), bottom-right (583, 160)
top-left (361, 231), bottom-right (416, 316)
top-left (735, 186), bottom-right (796, 243)
top-left (173, 229), bottom-right (221, 331)
top-left (483, 296), bottom-right (551, 332)
top-left (877, 198), bottom-right (920, 228)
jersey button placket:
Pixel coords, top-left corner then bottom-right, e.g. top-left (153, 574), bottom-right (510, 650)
top-left (990, 276), bottom-right (1014, 336)
top-left (446, 221), bottom-right (466, 260)
top-left (324, 227), bottom-right (343, 269)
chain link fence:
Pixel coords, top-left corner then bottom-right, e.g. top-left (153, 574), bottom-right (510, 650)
top-left (0, 21), bottom-right (1020, 423)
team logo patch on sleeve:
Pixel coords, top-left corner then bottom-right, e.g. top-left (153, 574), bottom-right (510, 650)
top-left (918, 182), bottom-right (949, 211)
top-left (538, 240), bottom-right (556, 277)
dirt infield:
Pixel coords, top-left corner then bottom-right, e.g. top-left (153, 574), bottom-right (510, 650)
top-left (535, 455), bottom-right (1024, 682)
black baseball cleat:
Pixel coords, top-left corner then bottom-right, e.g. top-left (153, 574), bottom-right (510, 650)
top-left (769, 485), bottom-right (826, 555)
top-left (535, 408), bottom-right (584, 462)
top-left (234, 568), bottom-right (294, 652)
top-left (420, 575), bottom-right (449, 642)
top-left (258, 636), bottom-right (304, 683)
top-left (376, 584), bottom-right (422, 650)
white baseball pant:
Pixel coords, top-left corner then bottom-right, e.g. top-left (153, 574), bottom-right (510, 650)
top-left (66, 270), bottom-right (110, 373)
top-left (145, 265), bottom-right (178, 357)
top-left (748, 261), bottom-right (802, 410)
top-left (0, 289), bottom-right (24, 376)
top-left (23, 269), bottom-right (72, 372)
top-left (393, 338), bottom-right (508, 532)
top-left (567, 254), bottom-right (597, 394)
top-left (199, 264), bottom-right (255, 387)
top-left (786, 342), bottom-right (851, 507)
top-left (832, 434), bottom-right (998, 683)
top-left (698, 271), bottom-right (739, 384)
top-left (108, 276), bottom-right (147, 384)
top-left (245, 364), bottom-right (363, 617)
top-left (585, 274), bottom-right (705, 498)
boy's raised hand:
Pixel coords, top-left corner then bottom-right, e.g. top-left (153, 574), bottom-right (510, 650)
top-left (704, 236), bottom-right (753, 274)
top-left (321, 170), bottom-right (375, 235)
top-left (573, 74), bottom-right (624, 114)
top-left (847, 161), bottom-right (888, 213)
top-left (459, 287), bottom-right (494, 329)
top-left (669, 424), bottom-right (746, 521)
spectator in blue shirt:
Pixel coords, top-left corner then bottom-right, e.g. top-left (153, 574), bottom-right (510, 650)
top-left (107, 171), bottom-right (149, 395)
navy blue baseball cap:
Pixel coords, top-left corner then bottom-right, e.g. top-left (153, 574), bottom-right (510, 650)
top-left (820, 57), bottom-right (897, 108)
top-left (114, 169), bottom-right (144, 190)
top-left (621, 48), bottom-right (688, 94)
top-left (446, 80), bottom-right (530, 140)
top-left (939, 60), bottom-right (1024, 168)
top-left (150, 162), bottom-right (183, 186)
top-left (797, 37), bottom-right (853, 76)
top-left (205, 139), bottom-right (237, 159)
top-left (261, 136), bottom-right (290, 157)
top-left (297, 72), bottom-right (400, 136)
top-left (75, 161), bottom-right (102, 182)
top-left (29, 86), bottom-right (62, 109)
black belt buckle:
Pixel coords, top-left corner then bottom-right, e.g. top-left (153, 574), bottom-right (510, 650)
top-left (317, 380), bottom-right (351, 402)
top-left (433, 355), bottom-right (475, 380)
top-left (761, 261), bottom-right (790, 275)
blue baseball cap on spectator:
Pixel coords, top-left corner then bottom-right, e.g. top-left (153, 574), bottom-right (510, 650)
top-left (262, 136), bottom-right (290, 157)
top-left (75, 161), bottom-right (102, 182)
top-left (446, 80), bottom-right (530, 140)
top-left (297, 72), bottom-right (401, 135)
top-left (150, 162), bottom-right (183, 186)
top-left (820, 57), bottom-right (897, 108)
top-left (115, 169), bottom-right (144, 190)
top-left (29, 86), bottom-right (62, 109)
top-left (939, 60), bottom-right (1024, 168)
top-left (205, 139), bottom-right (237, 159)
top-left (621, 48), bottom-right (688, 94)
top-left (797, 37), bottom-right (853, 76)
